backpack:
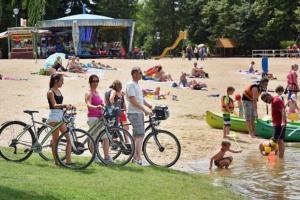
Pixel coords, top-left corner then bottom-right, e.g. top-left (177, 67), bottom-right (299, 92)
top-left (104, 89), bottom-right (122, 118)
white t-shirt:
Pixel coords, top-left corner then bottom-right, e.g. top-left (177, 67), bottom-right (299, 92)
top-left (126, 81), bottom-right (144, 113)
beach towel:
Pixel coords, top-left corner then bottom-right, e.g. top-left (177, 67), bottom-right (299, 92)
top-left (0, 75), bottom-right (28, 81)
top-left (144, 66), bottom-right (159, 76)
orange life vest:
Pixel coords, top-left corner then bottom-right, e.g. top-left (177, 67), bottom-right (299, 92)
top-left (243, 84), bottom-right (261, 101)
top-left (221, 96), bottom-right (234, 112)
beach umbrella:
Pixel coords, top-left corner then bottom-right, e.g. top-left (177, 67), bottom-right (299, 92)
top-left (44, 53), bottom-right (66, 69)
top-left (198, 44), bottom-right (205, 48)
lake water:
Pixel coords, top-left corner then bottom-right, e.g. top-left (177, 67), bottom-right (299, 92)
top-left (184, 144), bottom-right (300, 200)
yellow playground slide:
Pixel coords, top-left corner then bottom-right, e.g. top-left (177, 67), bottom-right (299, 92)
top-left (154, 31), bottom-right (187, 60)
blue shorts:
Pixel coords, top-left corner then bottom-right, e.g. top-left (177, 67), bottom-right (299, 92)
top-left (47, 109), bottom-right (63, 123)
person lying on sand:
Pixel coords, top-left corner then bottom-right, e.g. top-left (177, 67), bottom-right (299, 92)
top-left (68, 56), bottom-right (86, 73)
top-left (97, 62), bottom-right (117, 70)
top-left (178, 73), bottom-right (207, 89)
top-left (154, 65), bottom-right (173, 82)
top-left (209, 141), bottom-right (242, 170)
top-left (191, 62), bottom-right (208, 78)
top-left (189, 80), bottom-right (207, 90)
top-left (259, 137), bottom-right (278, 156)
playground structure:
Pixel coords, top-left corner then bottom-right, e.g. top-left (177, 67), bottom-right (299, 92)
top-left (154, 30), bottom-right (187, 60)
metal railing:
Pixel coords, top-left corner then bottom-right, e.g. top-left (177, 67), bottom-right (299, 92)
top-left (252, 49), bottom-right (300, 57)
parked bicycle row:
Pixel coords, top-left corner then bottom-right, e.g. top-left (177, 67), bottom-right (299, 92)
top-left (0, 67), bottom-right (181, 169)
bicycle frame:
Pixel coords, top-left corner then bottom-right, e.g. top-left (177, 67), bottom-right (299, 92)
top-left (87, 117), bottom-right (118, 144)
top-left (15, 120), bottom-right (63, 149)
top-left (120, 116), bottom-right (164, 150)
top-left (15, 112), bottom-right (78, 152)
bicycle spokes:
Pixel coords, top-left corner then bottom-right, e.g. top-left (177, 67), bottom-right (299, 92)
top-left (0, 121), bottom-right (34, 162)
top-left (55, 129), bottom-right (95, 169)
top-left (96, 127), bottom-right (134, 166)
top-left (143, 130), bottom-right (181, 167)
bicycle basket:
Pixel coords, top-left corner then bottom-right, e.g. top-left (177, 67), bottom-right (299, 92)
top-left (153, 105), bottom-right (169, 120)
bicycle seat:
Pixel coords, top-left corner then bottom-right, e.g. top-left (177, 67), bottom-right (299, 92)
top-left (23, 110), bottom-right (39, 115)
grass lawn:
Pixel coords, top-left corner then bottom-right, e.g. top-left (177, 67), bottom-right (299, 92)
top-left (0, 155), bottom-right (243, 200)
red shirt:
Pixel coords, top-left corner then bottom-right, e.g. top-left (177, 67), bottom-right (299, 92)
top-left (271, 96), bottom-right (285, 126)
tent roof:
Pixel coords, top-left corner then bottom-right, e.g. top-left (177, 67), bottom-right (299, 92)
top-left (39, 14), bottom-right (133, 28)
top-left (216, 38), bottom-right (236, 48)
top-left (57, 14), bottom-right (113, 21)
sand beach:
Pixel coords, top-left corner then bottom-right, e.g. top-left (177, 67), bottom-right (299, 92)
top-left (0, 57), bottom-right (297, 169)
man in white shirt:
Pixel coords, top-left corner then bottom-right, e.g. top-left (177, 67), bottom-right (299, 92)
top-left (126, 67), bottom-right (152, 165)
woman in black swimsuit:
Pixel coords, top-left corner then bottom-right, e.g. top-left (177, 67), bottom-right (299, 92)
top-left (47, 74), bottom-right (74, 165)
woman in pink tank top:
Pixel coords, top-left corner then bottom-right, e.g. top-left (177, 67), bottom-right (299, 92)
top-left (85, 74), bottom-right (111, 163)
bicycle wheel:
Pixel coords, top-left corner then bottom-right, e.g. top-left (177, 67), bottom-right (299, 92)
top-left (143, 129), bottom-right (181, 167)
top-left (37, 125), bottom-right (53, 161)
top-left (55, 129), bottom-right (95, 169)
top-left (95, 127), bottom-right (134, 166)
top-left (0, 121), bottom-right (35, 162)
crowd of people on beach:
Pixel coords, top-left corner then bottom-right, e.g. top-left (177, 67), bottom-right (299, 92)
top-left (185, 44), bottom-right (209, 61)
top-left (47, 56), bottom-right (117, 76)
top-left (3, 52), bottom-right (299, 172)
top-left (210, 62), bottom-right (300, 170)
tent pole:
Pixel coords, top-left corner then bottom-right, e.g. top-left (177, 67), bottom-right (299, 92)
top-left (8, 32), bottom-right (11, 59)
top-left (128, 22), bottom-right (135, 52)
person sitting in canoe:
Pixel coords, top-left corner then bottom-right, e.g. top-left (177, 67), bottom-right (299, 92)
top-left (221, 86), bottom-right (235, 138)
top-left (261, 92), bottom-right (286, 158)
top-left (259, 137), bottom-right (278, 156)
top-left (209, 141), bottom-right (242, 170)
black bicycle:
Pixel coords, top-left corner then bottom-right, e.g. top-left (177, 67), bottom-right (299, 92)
top-left (92, 107), bottom-right (135, 167)
top-left (121, 105), bottom-right (181, 167)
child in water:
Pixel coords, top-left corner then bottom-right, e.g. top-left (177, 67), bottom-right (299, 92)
top-left (234, 94), bottom-right (244, 118)
top-left (287, 94), bottom-right (299, 122)
top-left (259, 137), bottom-right (278, 156)
top-left (209, 141), bottom-right (242, 169)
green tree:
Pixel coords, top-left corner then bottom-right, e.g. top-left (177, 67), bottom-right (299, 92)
top-left (28, 0), bottom-right (46, 26)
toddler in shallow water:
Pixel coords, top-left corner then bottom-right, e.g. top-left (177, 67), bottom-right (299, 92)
top-left (209, 141), bottom-right (242, 169)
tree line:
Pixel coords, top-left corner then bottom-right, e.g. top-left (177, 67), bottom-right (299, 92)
top-left (0, 0), bottom-right (300, 56)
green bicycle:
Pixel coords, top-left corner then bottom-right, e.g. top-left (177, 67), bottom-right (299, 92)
top-left (0, 109), bottom-right (95, 169)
